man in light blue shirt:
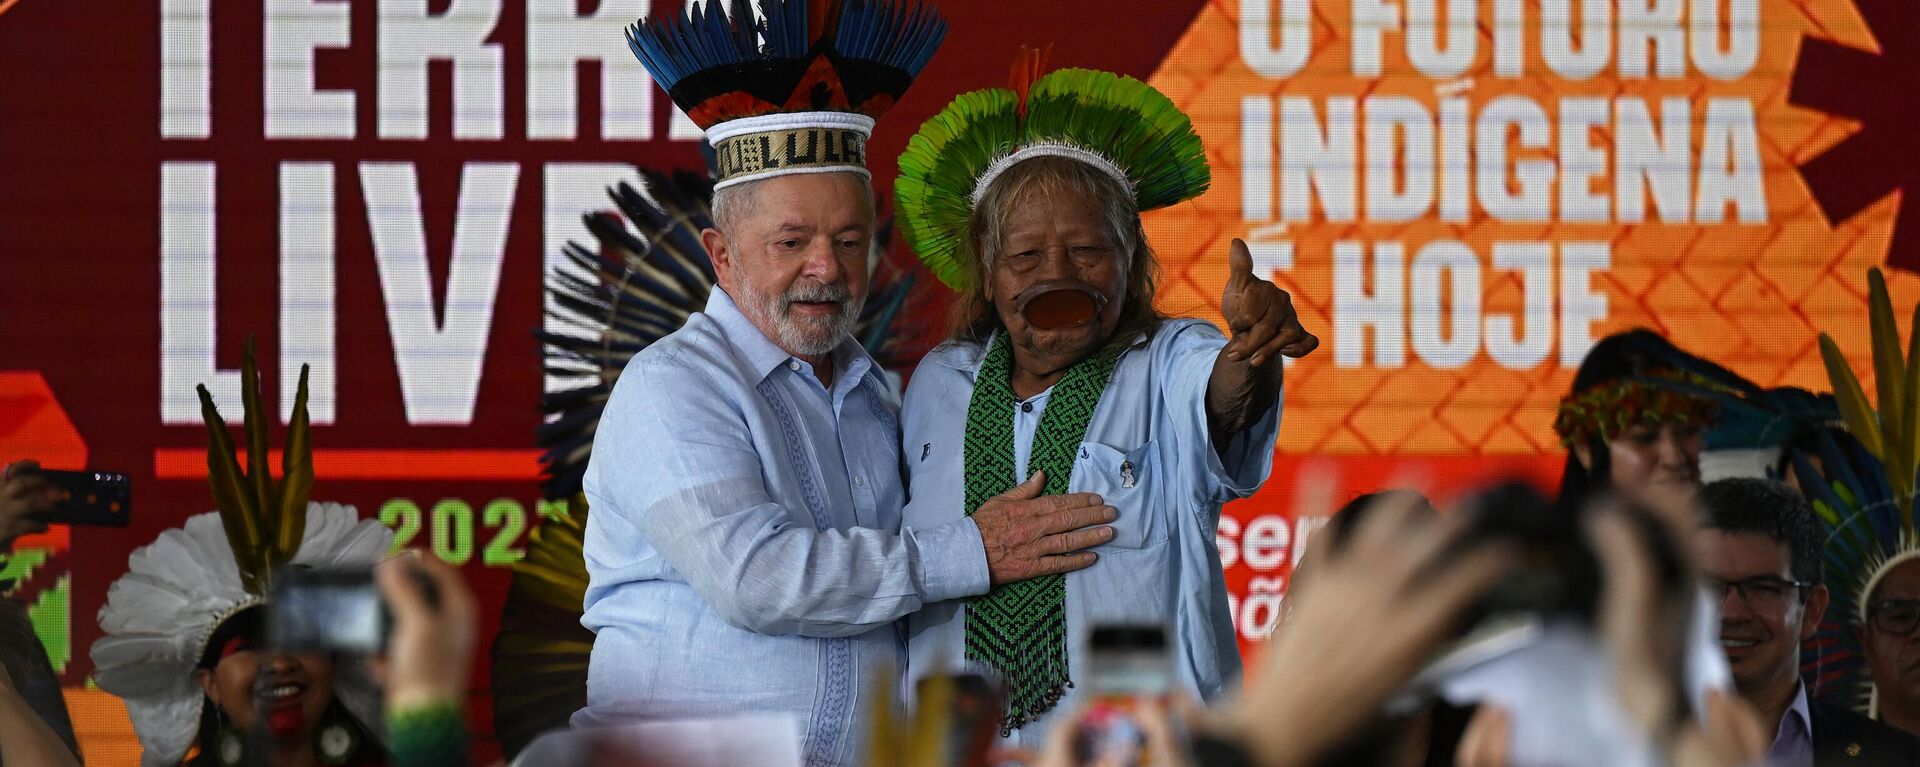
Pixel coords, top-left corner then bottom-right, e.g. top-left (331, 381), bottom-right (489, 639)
top-left (896, 148), bottom-right (1318, 748)
top-left (573, 168), bottom-right (1121, 767)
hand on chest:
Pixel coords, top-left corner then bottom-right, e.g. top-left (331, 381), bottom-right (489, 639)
top-left (910, 432), bottom-right (1165, 551)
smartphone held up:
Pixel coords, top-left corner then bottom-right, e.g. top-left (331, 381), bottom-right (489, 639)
top-left (37, 468), bottom-right (132, 527)
top-left (1074, 624), bottom-right (1177, 767)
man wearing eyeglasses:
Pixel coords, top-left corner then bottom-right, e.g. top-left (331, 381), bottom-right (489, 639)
top-left (1696, 478), bottom-right (1920, 766)
top-left (1861, 558), bottom-right (1920, 738)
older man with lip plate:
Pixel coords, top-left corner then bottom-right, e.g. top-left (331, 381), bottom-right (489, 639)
top-left (891, 63), bottom-right (1318, 747)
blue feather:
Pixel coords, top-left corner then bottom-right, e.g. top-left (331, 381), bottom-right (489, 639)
top-left (835, 0), bottom-right (945, 75)
top-left (761, 0), bottom-right (810, 58)
top-left (627, 1), bottom-right (763, 93)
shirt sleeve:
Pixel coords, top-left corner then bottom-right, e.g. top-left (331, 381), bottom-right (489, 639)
top-left (1154, 321), bottom-right (1283, 507)
top-left (583, 354), bottom-right (987, 639)
top-left (898, 357), bottom-right (992, 600)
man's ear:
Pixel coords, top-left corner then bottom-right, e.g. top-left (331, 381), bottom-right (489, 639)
top-left (702, 228), bottom-right (735, 291)
top-left (701, 228), bottom-right (729, 269)
top-left (1572, 440), bottom-right (1593, 471)
top-left (1801, 584), bottom-right (1830, 643)
top-left (196, 668), bottom-right (220, 708)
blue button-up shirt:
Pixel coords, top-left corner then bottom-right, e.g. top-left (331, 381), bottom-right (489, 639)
top-left (574, 289), bottom-right (990, 767)
top-left (899, 319), bottom-right (1281, 749)
top-left (1768, 683), bottom-right (1812, 767)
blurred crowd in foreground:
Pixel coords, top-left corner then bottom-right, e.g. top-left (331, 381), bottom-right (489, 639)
top-left (4, 320), bottom-right (1920, 767)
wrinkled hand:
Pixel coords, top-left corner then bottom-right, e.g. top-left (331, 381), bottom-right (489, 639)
top-left (375, 553), bottom-right (479, 710)
top-left (972, 471), bottom-right (1116, 586)
top-left (1220, 239), bottom-right (1318, 367)
top-left (1226, 493), bottom-right (1513, 767)
top-left (0, 461), bottom-right (57, 552)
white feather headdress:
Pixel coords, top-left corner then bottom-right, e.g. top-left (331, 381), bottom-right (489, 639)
top-left (90, 339), bottom-right (395, 765)
top-left (91, 504), bottom-right (392, 766)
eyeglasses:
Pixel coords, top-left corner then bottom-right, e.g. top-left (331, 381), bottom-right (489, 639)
top-left (1869, 599), bottom-right (1920, 636)
top-left (1701, 576), bottom-right (1810, 612)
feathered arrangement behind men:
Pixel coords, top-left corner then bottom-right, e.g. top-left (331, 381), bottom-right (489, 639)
top-left (1647, 267), bottom-right (1920, 716)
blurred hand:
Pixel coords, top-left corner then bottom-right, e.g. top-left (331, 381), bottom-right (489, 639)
top-left (0, 461), bottom-right (57, 553)
top-left (1586, 503), bottom-right (1768, 767)
top-left (972, 471), bottom-right (1117, 586)
top-left (1455, 704), bottom-right (1510, 767)
top-left (375, 553), bottom-right (478, 710)
top-left (992, 697), bottom-right (1194, 767)
top-left (1456, 501), bottom-right (1752, 767)
top-left (1586, 502), bottom-right (1694, 737)
top-left (1224, 493), bottom-right (1513, 767)
top-left (1672, 689), bottom-right (1769, 767)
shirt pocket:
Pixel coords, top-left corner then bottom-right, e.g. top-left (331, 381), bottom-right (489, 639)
top-left (1073, 440), bottom-right (1165, 550)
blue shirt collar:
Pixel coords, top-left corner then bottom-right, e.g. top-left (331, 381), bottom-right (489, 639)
top-left (1769, 681), bottom-right (1812, 759)
top-left (1784, 681), bottom-right (1811, 737)
top-left (704, 288), bottom-right (876, 393)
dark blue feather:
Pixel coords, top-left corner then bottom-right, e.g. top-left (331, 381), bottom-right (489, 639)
top-left (762, 0), bottom-right (812, 58)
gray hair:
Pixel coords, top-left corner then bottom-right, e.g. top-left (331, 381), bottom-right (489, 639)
top-left (710, 178), bottom-right (764, 237)
top-left (951, 154), bottom-right (1165, 346)
top-left (971, 156), bottom-right (1141, 273)
top-left (709, 173), bottom-right (880, 273)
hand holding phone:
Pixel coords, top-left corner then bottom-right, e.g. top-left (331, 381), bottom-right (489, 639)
top-left (38, 470), bottom-right (132, 528)
top-left (376, 554), bottom-right (477, 710)
top-left (1074, 625), bottom-right (1177, 767)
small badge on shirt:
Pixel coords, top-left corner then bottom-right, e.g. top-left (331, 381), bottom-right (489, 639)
top-left (921, 443), bottom-right (931, 461)
top-left (1120, 460), bottom-right (1136, 488)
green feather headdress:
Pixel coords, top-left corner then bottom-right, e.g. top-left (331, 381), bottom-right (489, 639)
top-left (894, 48), bottom-right (1210, 292)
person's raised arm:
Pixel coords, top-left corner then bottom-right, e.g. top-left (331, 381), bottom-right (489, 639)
top-left (1217, 494), bottom-right (1513, 767)
top-left (376, 554), bottom-right (479, 767)
top-left (1206, 239), bottom-right (1317, 453)
top-left (0, 659), bottom-right (80, 767)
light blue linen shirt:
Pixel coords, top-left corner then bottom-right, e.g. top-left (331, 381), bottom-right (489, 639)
top-left (574, 288), bottom-right (991, 767)
top-left (1767, 683), bottom-right (1812, 767)
top-left (899, 319), bottom-right (1282, 749)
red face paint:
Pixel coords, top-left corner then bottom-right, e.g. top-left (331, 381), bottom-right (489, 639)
top-left (266, 703), bottom-right (306, 737)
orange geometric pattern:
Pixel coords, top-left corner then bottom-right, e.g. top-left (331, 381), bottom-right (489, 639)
top-left (0, 372), bottom-right (88, 470)
top-left (1144, 0), bottom-right (1904, 456)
